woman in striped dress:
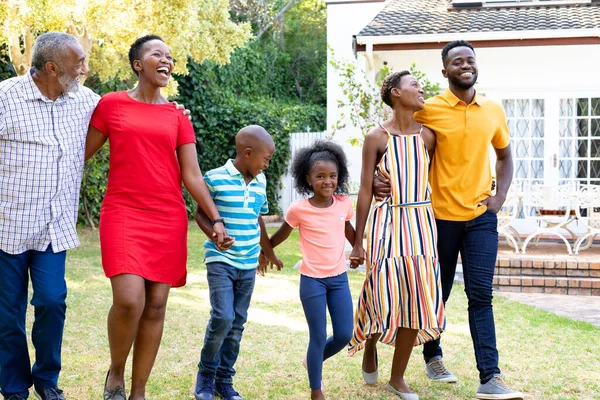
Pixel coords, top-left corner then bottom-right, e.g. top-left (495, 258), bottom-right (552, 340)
top-left (349, 71), bottom-right (445, 400)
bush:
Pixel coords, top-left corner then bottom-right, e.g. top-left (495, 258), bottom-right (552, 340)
top-left (77, 46), bottom-right (325, 226)
top-left (175, 78), bottom-right (325, 216)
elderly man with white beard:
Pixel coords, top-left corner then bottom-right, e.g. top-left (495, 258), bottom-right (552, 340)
top-left (0, 32), bottom-right (99, 400)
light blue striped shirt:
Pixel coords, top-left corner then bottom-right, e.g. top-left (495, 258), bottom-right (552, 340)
top-left (204, 159), bottom-right (268, 269)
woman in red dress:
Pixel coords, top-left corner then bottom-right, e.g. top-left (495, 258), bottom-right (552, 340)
top-left (85, 35), bottom-right (228, 400)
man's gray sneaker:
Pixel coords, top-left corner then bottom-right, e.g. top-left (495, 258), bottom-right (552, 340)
top-left (425, 356), bottom-right (458, 383)
top-left (476, 375), bottom-right (524, 399)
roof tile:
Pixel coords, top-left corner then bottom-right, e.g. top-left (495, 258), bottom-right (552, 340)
top-left (358, 0), bottom-right (600, 37)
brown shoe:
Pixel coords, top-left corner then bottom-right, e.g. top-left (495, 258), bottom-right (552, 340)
top-left (104, 370), bottom-right (126, 400)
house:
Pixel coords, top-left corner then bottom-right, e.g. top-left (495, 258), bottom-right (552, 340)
top-left (327, 0), bottom-right (600, 195)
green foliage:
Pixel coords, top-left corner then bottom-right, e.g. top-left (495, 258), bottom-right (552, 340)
top-left (330, 54), bottom-right (441, 146)
top-left (1, 0), bottom-right (327, 225)
top-left (280, 0), bottom-right (327, 105)
top-left (0, 51), bottom-right (16, 81)
top-left (176, 58), bottom-right (325, 215)
top-left (78, 146), bottom-right (109, 228)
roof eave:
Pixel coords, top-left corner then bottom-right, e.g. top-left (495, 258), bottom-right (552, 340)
top-left (355, 28), bottom-right (600, 46)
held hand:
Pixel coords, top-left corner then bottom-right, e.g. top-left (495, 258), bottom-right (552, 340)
top-left (349, 244), bottom-right (366, 268)
top-left (373, 174), bottom-right (391, 202)
top-left (211, 223), bottom-right (228, 249)
top-left (478, 194), bottom-right (505, 214)
top-left (217, 235), bottom-right (235, 251)
top-left (171, 101), bottom-right (192, 121)
top-left (268, 254), bottom-right (284, 271)
top-left (257, 251), bottom-right (269, 276)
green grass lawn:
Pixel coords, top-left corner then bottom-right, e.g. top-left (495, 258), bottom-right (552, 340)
top-left (25, 223), bottom-right (600, 399)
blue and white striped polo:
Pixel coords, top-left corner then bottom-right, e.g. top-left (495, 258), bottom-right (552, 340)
top-left (203, 159), bottom-right (269, 269)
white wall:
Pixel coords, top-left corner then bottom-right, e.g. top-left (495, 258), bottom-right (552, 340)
top-left (328, 40), bottom-right (600, 181)
top-left (372, 44), bottom-right (600, 96)
top-left (326, 0), bottom-right (389, 184)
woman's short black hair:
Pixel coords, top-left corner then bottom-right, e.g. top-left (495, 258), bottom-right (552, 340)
top-left (129, 34), bottom-right (163, 75)
top-left (380, 70), bottom-right (410, 108)
top-left (291, 140), bottom-right (350, 196)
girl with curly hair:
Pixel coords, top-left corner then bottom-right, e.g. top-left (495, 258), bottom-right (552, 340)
top-left (268, 140), bottom-right (356, 400)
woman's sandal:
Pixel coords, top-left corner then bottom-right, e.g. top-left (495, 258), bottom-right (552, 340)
top-left (361, 351), bottom-right (378, 385)
top-left (385, 382), bottom-right (419, 400)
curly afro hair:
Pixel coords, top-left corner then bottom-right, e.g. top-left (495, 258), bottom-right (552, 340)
top-left (380, 70), bottom-right (410, 108)
top-left (291, 140), bottom-right (350, 196)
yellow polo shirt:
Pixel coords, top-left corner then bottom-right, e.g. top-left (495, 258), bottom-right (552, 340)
top-left (414, 89), bottom-right (510, 221)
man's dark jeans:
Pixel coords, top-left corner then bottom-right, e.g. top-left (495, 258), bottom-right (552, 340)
top-left (423, 210), bottom-right (502, 383)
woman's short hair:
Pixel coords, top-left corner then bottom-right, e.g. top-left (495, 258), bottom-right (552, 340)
top-left (128, 35), bottom-right (163, 75)
top-left (380, 70), bottom-right (410, 108)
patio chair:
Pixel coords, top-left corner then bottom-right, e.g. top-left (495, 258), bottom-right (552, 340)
top-left (497, 191), bottom-right (522, 253)
top-left (574, 184), bottom-right (600, 254)
top-left (521, 184), bottom-right (577, 255)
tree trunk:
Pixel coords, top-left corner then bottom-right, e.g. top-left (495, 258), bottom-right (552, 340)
top-left (255, 0), bottom-right (297, 40)
top-left (7, 26), bottom-right (34, 76)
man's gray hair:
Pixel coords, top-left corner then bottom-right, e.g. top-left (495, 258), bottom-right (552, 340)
top-left (31, 32), bottom-right (81, 72)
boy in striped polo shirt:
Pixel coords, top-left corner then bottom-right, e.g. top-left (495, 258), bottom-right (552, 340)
top-left (193, 125), bottom-right (282, 400)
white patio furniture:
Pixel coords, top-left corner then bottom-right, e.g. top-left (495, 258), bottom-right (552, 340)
top-left (497, 191), bottom-right (522, 253)
top-left (574, 184), bottom-right (600, 254)
top-left (521, 184), bottom-right (577, 255)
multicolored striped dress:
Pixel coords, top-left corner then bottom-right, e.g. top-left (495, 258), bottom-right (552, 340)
top-left (349, 127), bottom-right (445, 355)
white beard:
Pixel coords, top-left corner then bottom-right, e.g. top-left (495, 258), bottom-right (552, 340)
top-left (58, 73), bottom-right (80, 93)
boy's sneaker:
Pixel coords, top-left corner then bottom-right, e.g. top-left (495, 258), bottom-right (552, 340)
top-left (476, 375), bottom-right (524, 399)
top-left (214, 382), bottom-right (242, 400)
top-left (425, 356), bottom-right (458, 383)
top-left (33, 386), bottom-right (65, 400)
top-left (7, 395), bottom-right (27, 400)
top-left (194, 372), bottom-right (215, 400)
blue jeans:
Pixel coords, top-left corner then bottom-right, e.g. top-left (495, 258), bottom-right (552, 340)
top-left (198, 262), bottom-right (256, 384)
top-left (0, 245), bottom-right (67, 399)
top-left (422, 210), bottom-right (501, 383)
top-left (300, 273), bottom-right (353, 390)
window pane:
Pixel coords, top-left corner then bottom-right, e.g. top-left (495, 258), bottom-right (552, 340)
top-left (592, 98), bottom-right (600, 117)
top-left (502, 99), bottom-right (514, 118)
top-left (577, 98), bottom-right (589, 117)
top-left (592, 119), bottom-right (600, 137)
top-left (578, 139), bottom-right (589, 158)
top-left (591, 140), bottom-right (600, 158)
top-left (516, 119), bottom-right (529, 137)
top-left (578, 160), bottom-right (588, 179)
top-left (560, 98), bottom-right (573, 117)
top-left (516, 99), bottom-right (529, 118)
top-left (578, 119), bottom-right (588, 137)
top-left (532, 99), bottom-right (544, 117)
top-left (533, 119), bottom-right (543, 138)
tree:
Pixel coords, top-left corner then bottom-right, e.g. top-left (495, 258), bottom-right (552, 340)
top-left (330, 55), bottom-right (441, 146)
top-left (0, 0), bottom-right (252, 90)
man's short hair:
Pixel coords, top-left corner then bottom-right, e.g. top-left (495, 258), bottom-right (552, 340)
top-left (31, 32), bottom-right (81, 72)
top-left (441, 40), bottom-right (475, 65)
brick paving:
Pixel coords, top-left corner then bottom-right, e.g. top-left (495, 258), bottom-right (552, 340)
top-left (491, 241), bottom-right (600, 296)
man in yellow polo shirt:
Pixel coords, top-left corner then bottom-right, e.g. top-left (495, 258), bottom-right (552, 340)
top-left (374, 40), bottom-right (522, 400)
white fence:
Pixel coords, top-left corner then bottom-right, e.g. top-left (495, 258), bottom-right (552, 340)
top-left (277, 131), bottom-right (328, 213)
